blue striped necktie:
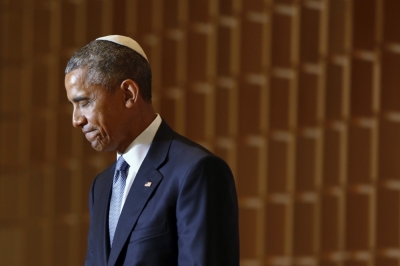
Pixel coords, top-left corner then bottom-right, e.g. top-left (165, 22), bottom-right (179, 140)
top-left (109, 156), bottom-right (129, 246)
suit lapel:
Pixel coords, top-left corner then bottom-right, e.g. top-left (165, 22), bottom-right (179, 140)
top-left (107, 120), bottom-right (174, 266)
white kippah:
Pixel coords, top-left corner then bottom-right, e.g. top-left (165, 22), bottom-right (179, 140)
top-left (96, 35), bottom-right (148, 62)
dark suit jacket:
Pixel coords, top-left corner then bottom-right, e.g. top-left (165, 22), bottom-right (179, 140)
top-left (85, 120), bottom-right (239, 266)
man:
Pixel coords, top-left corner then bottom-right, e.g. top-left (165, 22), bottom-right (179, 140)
top-left (64, 35), bottom-right (239, 266)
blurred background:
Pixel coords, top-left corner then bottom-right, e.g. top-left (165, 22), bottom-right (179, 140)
top-left (1, 0), bottom-right (400, 265)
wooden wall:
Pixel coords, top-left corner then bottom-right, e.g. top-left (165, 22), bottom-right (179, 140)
top-left (1, 0), bottom-right (400, 265)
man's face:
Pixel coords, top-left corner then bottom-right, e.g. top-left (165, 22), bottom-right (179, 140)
top-left (65, 69), bottom-right (128, 152)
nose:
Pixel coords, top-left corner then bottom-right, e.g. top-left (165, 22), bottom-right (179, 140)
top-left (72, 109), bottom-right (87, 128)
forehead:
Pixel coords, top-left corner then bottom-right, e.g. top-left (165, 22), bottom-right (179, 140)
top-left (65, 68), bottom-right (86, 88)
top-left (65, 69), bottom-right (92, 98)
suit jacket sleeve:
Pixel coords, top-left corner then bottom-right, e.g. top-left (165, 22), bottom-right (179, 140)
top-left (176, 155), bottom-right (239, 266)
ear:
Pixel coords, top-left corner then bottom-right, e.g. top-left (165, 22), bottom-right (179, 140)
top-left (120, 79), bottom-right (139, 108)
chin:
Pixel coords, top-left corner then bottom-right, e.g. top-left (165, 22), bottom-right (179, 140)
top-left (91, 140), bottom-right (107, 152)
top-left (90, 136), bottom-right (112, 152)
top-left (91, 144), bottom-right (105, 152)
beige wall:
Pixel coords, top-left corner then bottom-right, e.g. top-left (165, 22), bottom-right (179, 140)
top-left (1, 0), bottom-right (400, 265)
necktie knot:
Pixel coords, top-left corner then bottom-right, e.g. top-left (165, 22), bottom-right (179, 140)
top-left (116, 156), bottom-right (129, 173)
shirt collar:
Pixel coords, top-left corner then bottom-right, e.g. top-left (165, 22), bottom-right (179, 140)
top-left (117, 114), bottom-right (162, 173)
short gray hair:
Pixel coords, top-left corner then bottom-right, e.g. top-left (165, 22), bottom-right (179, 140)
top-left (65, 40), bottom-right (152, 102)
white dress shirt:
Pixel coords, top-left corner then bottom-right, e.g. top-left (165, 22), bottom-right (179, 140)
top-left (117, 114), bottom-right (162, 213)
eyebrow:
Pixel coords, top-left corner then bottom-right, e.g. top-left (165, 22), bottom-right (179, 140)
top-left (72, 96), bottom-right (90, 103)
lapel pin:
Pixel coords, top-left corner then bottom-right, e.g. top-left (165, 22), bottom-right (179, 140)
top-left (144, 182), bottom-right (152, 187)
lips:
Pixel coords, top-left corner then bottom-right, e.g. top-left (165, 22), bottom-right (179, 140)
top-left (83, 129), bottom-right (99, 142)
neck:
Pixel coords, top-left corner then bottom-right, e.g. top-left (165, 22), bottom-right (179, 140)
top-left (117, 103), bottom-right (156, 153)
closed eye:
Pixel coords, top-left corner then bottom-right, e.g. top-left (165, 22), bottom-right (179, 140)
top-left (79, 101), bottom-right (90, 107)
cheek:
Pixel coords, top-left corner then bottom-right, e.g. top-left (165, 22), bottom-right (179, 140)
top-left (81, 107), bottom-right (101, 127)
top-left (103, 113), bottom-right (124, 135)
top-left (97, 112), bottom-right (114, 134)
